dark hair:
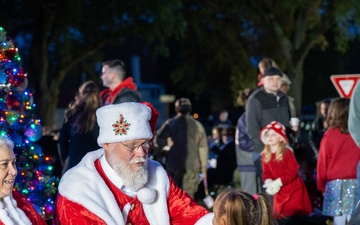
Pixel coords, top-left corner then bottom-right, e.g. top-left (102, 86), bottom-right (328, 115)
top-left (321, 98), bottom-right (331, 105)
top-left (64, 81), bottom-right (102, 134)
top-left (175, 98), bottom-right (192, 114)
top-left (237, 88), bottom-right (255, 107)
top-left (258, 58), bottom-right (275, 69)
top-left (102, 59), bottom-right (125, 70)
top-left (326, 97), bottom-right (350, 133)
top-left (221, 126), bottom-right (235, 137)
top-left (102, 59), bottom-right (126, 79)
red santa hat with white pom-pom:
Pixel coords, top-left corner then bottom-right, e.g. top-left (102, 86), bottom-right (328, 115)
top-left (260, 121), bottom-right (288, 145)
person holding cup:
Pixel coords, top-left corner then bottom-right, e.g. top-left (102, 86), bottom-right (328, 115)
top-left (246, 66), bottom-right (295, 192)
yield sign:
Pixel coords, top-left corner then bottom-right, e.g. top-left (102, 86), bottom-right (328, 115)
top-left (330, 74), bottom-right (360, 98)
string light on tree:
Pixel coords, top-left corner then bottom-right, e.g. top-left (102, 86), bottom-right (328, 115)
top-left (0, 26), bottom-right (59, 219)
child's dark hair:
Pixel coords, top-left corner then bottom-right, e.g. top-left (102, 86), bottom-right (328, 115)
top-left (213, 189), bottom-right (276, 225)
top-left (64, 80), bottom-right (102, 134)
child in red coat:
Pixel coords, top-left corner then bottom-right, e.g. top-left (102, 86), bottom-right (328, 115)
top-left (261, 121), bottom-right (312, 222)
top-left (317, 98), bottom-right (360, 225)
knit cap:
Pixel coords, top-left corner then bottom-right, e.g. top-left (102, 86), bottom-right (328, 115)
top-left (260, 121), bottom-right (288, 145)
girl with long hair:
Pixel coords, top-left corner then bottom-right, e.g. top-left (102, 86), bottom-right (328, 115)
top-left (212, 189), bottom-right (276, 225)
top-left (261, 121), bottom-right (312, 224)
top-left (317, 98), bottom-right (360, 225)
top-left (58, 80), bottom-right (102, 174)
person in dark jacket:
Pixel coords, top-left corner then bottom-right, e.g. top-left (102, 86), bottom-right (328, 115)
top-left (155, 98), bottom-right (209, 197)
top-left (308, 99), bottom-right (330, 159)
top-left (207, 126), bottom-right (237, 192)
top-left (246, 67), bottom-right (295, 191)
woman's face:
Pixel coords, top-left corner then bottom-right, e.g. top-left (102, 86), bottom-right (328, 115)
top-left (0, 145), bottom-right (17, 199)
top-left (212, 129), bottom-right (220, 141)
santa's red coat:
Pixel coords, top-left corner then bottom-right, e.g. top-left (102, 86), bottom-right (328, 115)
top-left (53, 149), bottom-right (213, 225)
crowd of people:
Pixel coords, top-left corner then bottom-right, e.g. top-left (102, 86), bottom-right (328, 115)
top-left (0, 57), bottom-right (359, 225)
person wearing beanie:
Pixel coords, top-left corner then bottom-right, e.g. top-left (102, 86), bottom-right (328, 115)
top-left (246, 66), bottom-right (295, 193)
top-left (261, 121), bottom-right (312, 224)
top-left (53, 102), bottom-right (213, 225)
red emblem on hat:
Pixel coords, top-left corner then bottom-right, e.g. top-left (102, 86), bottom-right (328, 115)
top-left (112, 114), bottom-right (131, 135)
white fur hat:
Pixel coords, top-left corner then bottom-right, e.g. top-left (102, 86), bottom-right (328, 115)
top-left (96, 102), bottom-right (153, 146)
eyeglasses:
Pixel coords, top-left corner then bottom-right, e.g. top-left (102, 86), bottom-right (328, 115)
top-left (119, 141), bottom-right (152, 153)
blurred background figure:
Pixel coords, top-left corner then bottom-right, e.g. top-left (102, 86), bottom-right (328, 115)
top-left (280, 73), bottom-right (299, 146)
top-left (100, 59), bottom-right (141, 105)
top-left (204, 126), bottom-right (236, 197)
top-left (58, 80), bottom-right (102, 175)
top-left (308, 99), bottom-right (331, 159)
top-left (213, 110), bottom-right (233, 129)
top-left (234, 88), bottom-right (257, 194)
top-left (280, 73), bottom-right (296, 117)
top-left (317, 98), bottom-right (360, 225)
top-left (155, 98), bottom-right (208, 198)
top-left (208, 126), bottom-right (223, 161)
top-left (348, 81), bottom-right (360, 225)
top-left (257, 57), bottom-right (277, 87)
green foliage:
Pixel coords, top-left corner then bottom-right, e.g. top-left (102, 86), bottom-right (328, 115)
top-left (1, 0), bottom-right (360, 120)
top-left (0, 27), bottom-right (59, 218)
top-left (167, 0), bottom-right (257, 111)
top-left (0, 0), bottom-right (186, 126)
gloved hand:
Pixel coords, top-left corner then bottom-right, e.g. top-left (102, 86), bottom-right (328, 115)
top-left (265, 186), bottom-right (278, 195)
top-left (263, 179), bottom-right (276, 195)
top-left (267, 178), bottom-right (283, 195)
top-left (262, 179), bottom-right (273, 189)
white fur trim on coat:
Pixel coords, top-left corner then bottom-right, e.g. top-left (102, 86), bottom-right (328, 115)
top-left (0, 195), bottom-right (31, 225)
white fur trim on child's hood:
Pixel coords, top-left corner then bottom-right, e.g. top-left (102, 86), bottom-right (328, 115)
top-left (96, 102), bottom-right (153, 146)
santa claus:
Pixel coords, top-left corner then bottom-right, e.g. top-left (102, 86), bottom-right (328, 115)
top-left (53, 102), bottom-right (213, 225)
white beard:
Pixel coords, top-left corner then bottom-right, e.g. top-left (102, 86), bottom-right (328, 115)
top-left (109, 154), bottom-right (149, 191)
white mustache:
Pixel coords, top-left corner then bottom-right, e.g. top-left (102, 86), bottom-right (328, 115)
top-left (130, 157), bottom-right (147, 164)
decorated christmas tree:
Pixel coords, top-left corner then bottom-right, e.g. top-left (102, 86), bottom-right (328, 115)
top-left (0, 27), bottom-right (59, 219)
